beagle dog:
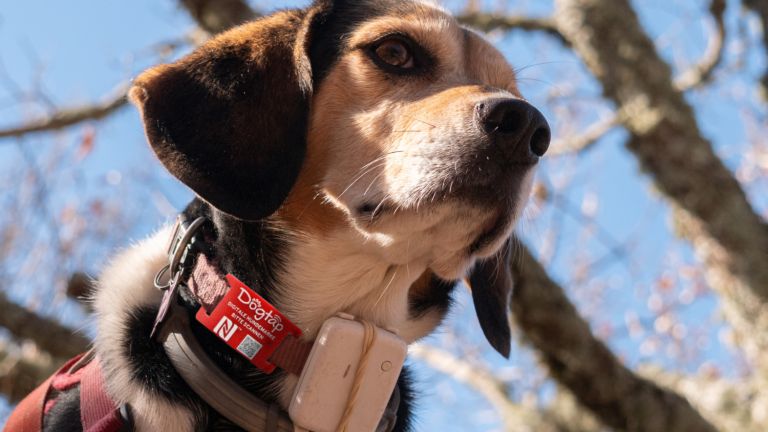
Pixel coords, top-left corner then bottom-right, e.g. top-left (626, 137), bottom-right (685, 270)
top-left (44, 0), bottom-right (550, 430)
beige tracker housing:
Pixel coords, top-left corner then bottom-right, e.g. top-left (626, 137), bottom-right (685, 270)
top-left (289, 315), bottom-right (407, 431)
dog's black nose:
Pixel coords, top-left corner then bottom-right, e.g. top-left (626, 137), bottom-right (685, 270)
top-left (476, 98), bottom-right (551, 160)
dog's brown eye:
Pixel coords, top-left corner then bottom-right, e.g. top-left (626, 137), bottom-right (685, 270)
top-left (374, 39), bottom-right (414, 69)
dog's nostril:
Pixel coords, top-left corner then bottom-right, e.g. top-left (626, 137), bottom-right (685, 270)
top-left (530, 126), bottom-right (551, 157)
top-left (479, 99), bottom-right (530, 136)
top-left (477, 98), bottom-right (551, 161)
top-left (497, 109), bottom-right (525, 135)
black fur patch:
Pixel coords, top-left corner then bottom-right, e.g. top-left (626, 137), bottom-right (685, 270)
top-left (124, 307), bottom-right (202, 409)
top-left (468, 242), bottom-right (514, 358)
top-left (309, 0), bottom-right (429, 82)
top-left (393, 366), bottom-right (415, 432)
top-left (43, 387), bottom-right (82, 432)
top-left (409, 276), bottom-right (457, 320)
top-left (132, 10), bottom-right (313, 221)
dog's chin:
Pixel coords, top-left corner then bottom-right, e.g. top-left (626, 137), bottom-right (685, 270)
top-left (343, 195), bottom-right (519, 274)
top-left (468, 206), bottom-right (515, 257)
top-left (425, 209), bottom-right (516, 279)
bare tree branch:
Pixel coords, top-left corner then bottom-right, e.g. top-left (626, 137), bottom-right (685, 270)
top-left (641, 365), bottom-right (768, 432)
top-left (551, 0), bottom-right (724, 157)
top-left (554, 0), bottom-right (768, 374)
top-left (0, 341), bottom-right (56, 404)
top-left (0, 1), bottom-right (250, 141)
top-left (410, 344), bottom-right (556, 431)
top-left (509, 241), bottom-right (718, 432)
top-left (674, 0), bottom-right (727, 90)
top-left (0, 291), bottom-right (90, 359)
top-left (549, 113), bottom-right (622, 156)
top-left (457, 13), bottom-right (567, 45)
top-left (745, 0), bottom-right (768, 99)
top-left (0, 84), bottom-right (128, 140)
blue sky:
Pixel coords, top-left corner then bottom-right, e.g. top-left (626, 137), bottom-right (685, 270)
top-left (1, 0), bottom-right (765, 429)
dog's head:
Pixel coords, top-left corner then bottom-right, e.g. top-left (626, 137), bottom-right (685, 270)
top-left (130, 0), bottom-right (550, 357)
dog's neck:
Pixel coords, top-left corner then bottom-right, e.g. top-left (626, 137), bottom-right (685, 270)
top-left (186, 199), bottom-right (447, 409)
top-left (196, 200), bottom-right (443, 343)
top-left (277, 228), bottom-right (431, 340)
top-left (92, 199), bottom-right (449, 429)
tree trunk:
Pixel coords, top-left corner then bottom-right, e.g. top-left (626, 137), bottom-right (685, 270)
top-left (554, 0), bottom-right (768, 376)
top-left (509, 243), bottom-right (717, 432)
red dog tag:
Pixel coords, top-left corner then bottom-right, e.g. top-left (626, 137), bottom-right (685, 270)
top-left (196, 274), bottom-right (301, 374)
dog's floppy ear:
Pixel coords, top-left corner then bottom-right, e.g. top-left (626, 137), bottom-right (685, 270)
top-left (468, 242), bottom-right (514, 358)
top-left (129, 8), bottom-right (325, 220)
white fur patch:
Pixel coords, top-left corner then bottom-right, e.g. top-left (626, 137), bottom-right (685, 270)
top-left (92, 226), bottom-right (196, 432)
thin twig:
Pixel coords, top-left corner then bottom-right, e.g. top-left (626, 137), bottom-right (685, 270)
top-left (0, 291), bottom-right (90, 359)
top-left (0, 83), bottom-right (128, 140)
top-left (0, 340), bottom-right (56, 403)
top-left (410, 344), bottom-right (551, 430)
top-left (674, 0), bottom-right (727, 90)
top-left (744, 0), bottom-right (768, 99)
top-left (549, 114), bottom-right (622, 156)
top-left (457, 12), bottom-right (568, 45)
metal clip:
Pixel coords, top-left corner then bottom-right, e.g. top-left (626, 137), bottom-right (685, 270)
top-left (151, 216), bottom-right (207, 339)
top-left (154, 217), bottom-right (206, 290)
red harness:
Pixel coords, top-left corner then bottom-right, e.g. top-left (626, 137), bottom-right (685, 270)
top-left (4, 352), bottom-right (126, 432)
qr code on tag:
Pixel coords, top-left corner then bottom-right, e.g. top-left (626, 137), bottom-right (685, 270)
top-left (237, 335), bottom-right (262, 360)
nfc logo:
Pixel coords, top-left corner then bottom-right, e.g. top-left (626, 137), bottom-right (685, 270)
top-left (213, 316), bottom-right (238, 342)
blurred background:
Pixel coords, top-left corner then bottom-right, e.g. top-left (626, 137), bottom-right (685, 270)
top-left (0, 0), bottom-right (766, 430)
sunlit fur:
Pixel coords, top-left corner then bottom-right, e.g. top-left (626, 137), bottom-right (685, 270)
top-left (93, 227), bottom-right (197, 431)
top-left (93, 1), bottom-right (536, 430)
top-left (276, 6), bottom-right (531, 338)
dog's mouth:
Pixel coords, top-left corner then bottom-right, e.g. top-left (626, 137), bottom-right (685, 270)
top-left (469, 207), bottom-right (512, 255)
top-left (356, 202), bottom-right (388, 216)
top-left (354, 196), bottom-right (513, 252)
top-left (354, 201), bottom-right (394, 223)
top-left (352, 180), bottom-right (520, 234)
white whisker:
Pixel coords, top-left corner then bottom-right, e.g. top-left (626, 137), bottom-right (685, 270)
top-left (373, 266), bottom-right (399, 308)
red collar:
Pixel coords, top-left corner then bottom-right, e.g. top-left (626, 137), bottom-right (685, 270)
top-left (152, 216), bottom-right (312, 376)
top-left (185, 253), bottom-right (312, 375)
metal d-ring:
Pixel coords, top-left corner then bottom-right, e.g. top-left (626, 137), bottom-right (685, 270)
top-left (154, 217), bottom-right (206, 290)
top-left (154, 264), bottom-right (172, 290)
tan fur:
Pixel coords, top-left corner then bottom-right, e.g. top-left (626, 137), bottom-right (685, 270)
top-left (102, 2), bottom-right (538, 428)
top-left (464, 29), bottom-right (521, 95)
top-left (270, 3), bottom-right (529, 362)
top-left (273, 6), bottom-right (528, 338)
top-left (298, 11), bottom-right (521, 254)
